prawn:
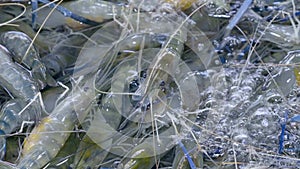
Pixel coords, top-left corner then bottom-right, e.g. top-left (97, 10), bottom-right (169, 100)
top-left (71, 27), bottom-right (201, 168)
top-left (108, 44), bottom-right (200, 169)
top-left (73, 19), bottom-right (167, 79)
top-left (282, 51), bottom-right (300, 100)
top-left (41, 83), bottom-right (70, 114)
top-left (0, 77), bottom-right (95, 169)
top-left (0, 10), bottom-right (51, 51)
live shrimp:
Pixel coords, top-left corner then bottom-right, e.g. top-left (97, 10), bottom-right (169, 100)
top-left (0, 78), bottom-right (95, 169)
top-left (109, 43), bottom-right (201, 168)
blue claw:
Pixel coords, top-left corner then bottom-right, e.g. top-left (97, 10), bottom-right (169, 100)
top-left (178, 141), bottom-right (197, 169)
top-left (31, 0), bottom-right (100, 28)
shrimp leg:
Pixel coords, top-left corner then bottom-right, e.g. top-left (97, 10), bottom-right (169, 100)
top-left (177, 141), bottom-right (197, 169)
top-left (173, 140), bottom-right (203, 169)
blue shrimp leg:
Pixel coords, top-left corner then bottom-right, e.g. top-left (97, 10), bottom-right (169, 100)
top-left (178, 141), bottom-right (197, 169)
top-left (290, 114), bottom-right (300, 123)
top-left (216, 0), bottom-right (253, 64)
top-left (31, 0), bottom-right (100, 28)
top-left (278, 110), bottom-right (288, 154)
top-left (219, 0), bottom-right (253, 50)
top-left (237, 42), bottom-right (251, 61)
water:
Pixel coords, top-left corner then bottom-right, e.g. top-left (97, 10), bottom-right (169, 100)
top-left (1, 1), bottom-right (300, 168)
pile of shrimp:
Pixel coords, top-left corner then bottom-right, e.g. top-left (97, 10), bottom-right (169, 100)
top-left (0, 0), bottom-right (300, 168)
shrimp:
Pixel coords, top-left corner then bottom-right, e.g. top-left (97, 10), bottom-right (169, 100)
top-left (108, 47), bottom-right (200, 168)
top-left (258, 23), bottom-right (300, 49)
top-left (0, 31), bottom-right (55, 88)
top-left (72, 135), bottom-right (108, 169)
top-left (45, 131), bottom-right (82, 169)
top-left (71, 28), bottom-right (201, 167)
top-left (0, 9), bottom-right (49, 51)
top-left (284, 51), bottom-right (300, 88)
top-left (255, 1), bottom-right (300, 51)
top-left (73, 20), bottom-right (167, 79)
top-left (74, 10), bottom-right (191, 79)
top-left (10, 78), bottom-right (95, 169)
top-left (70, 20), bottom-right (122, 78)
top-left (62, 0), bottom-right (124, 29)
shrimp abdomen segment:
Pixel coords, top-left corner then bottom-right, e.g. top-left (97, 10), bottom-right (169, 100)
top-left (0, 45), bottom-right (39, 101)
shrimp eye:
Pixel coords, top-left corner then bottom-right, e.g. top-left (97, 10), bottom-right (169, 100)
top-left (129, 79), bottom-right (140, 93)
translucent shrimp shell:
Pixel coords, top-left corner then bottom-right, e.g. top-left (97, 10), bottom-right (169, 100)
top-left (0, 45), bottom-right (39, 101)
